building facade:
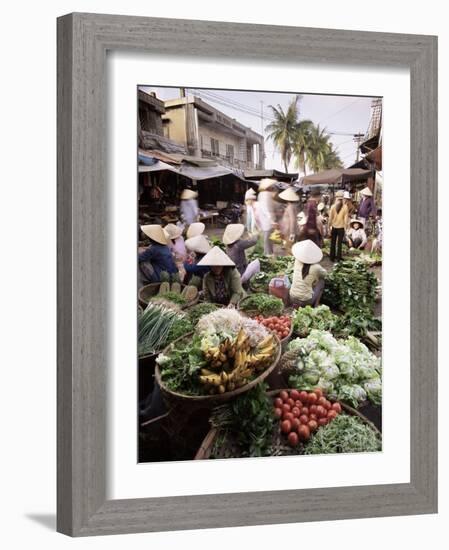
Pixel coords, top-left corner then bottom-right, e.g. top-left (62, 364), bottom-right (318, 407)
top-left (162, 95), bottom-right (265, 170)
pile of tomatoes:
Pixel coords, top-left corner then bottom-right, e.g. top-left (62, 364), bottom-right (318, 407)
top-left (254, 315), bottom-right (292, 341)
top-left (273, 388), bottom-right (342, 448)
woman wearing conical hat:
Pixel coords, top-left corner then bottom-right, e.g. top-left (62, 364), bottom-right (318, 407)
top-left (197, 247), bottom-right (246, 307)
top-left (278, 187), bottom-right (299, 253)
top-left (183, 235), bottom-right (212, 285)
top-left (289, 240), bottom-right (327, 308)
top-left (186, 221), bottom-right (205, 239)
top-left (139, 224), bottom-right (178, 284)
top-left (244, 187), bottom-right (257, 234)
top-left (222, 223), bottom-right (258, 276)
top-left (357, 186), bottom-right (376, 225)
top-left (346, 219), bottom-right (367, 250)
top-left (180, 188), bottom-right (199, 225)
top-left (255, 178), bottom-right (277, 255)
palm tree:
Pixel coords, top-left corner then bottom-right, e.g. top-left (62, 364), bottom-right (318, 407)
top-left (265, 95), bottom-right (301, 173)
top-left (322, 145), bottom-right (344, 169)
top-left (292, 119), bottom-right (314, 176)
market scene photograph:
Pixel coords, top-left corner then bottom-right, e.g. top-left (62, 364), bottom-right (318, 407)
top-left (137, 86), bottom-right (383, 462)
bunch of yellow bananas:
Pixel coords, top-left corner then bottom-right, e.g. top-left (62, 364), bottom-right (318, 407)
top-left (199, 329), bottom-right (276, 395)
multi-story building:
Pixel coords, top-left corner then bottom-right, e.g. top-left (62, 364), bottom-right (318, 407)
top-left (161, 95), bottom-right (265, 170)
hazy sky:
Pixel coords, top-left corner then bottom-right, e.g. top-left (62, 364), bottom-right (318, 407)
top-left (141, 85), bottom-right (378, 173)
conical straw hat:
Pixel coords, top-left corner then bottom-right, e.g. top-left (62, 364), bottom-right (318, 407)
top-left (141, 224), bottom-right (168, 245)
top-left (258, 178), bottom-right (277, 192)
top-left (278, 187), bottom-right (299, 202)
top-left (360, 186), bottom-right (373, 197)
top-left (349, 218), bottom-right (365, 228)
top-left (180, 188), bottom-right (198, 200)
top-left (222, 223), bottom-right (245, 245)
top-left (184, 235), bottom-right (211, 254)
top-left (186, 222), bottom-right (205, 239)
top-left (197, 246), bottom-right (235, 267)
top-left (245, 188), bottom-right (256, 200)
top-left (343, 191), bottom-right (351, 199)
top-left (163, 223), bottom-right (183, 240)
top-left (335, 190), bottom-right (344, 198)
top-left (292, 239), bottom-right (323, 264)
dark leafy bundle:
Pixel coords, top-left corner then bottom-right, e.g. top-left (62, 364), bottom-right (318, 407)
top-left (157, 335), bottom-right (206, 395)
top-left (240, 293), bottom-right (284, 316)
top-left (187, 303), bottom-right (220, 326)
top-left (210, 236), bottom-right (225, 250)
top-left (322, 259), bottom-right (378, 315)
top-left (333, 312), bottom-right (382, 340)
top-left (209, 383), bottom-right (274, 457)
top-left (303, 414), bottom-right (381, 454)
top-left (166, 316), bottom-right (194, 344)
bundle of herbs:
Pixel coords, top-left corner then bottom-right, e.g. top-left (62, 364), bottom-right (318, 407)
top-left (138, 303), bottom-right (184, 357)
top-left (240, 293), bottom-right (284, 317)
top-left (187, 303), bottom-right (220, 326)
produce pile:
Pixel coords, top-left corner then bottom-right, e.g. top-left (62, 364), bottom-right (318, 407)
top-left (187, 303), bottom-right (220, 326)
top-left (287, 330), bottom-right (382, 408)
top-left (138, 302), bottom-right (189, 357)
top-left (157, 309), bottom-right (278, 396)
top-left (273, 388), bottom-right (342, 448)
top-left (304, 414), bottom-right (381, 454)
top-left (240, 293), bottom-right (284, 317)
top-left (253, 314), bottom-right (292, 341)
top-left (247, 253), bottom-right (294, 292)
top-left (292, 305), bottom-right (337, 337)
top-left (149, 281), bottom-right (198, 307)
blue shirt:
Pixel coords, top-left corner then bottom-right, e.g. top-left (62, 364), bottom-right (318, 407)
top-left (139, 243), bottom-right (178, 281)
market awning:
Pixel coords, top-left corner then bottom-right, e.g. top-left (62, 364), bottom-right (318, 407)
top-left (138, 156), bottom-right (248, 181)
top-left (244, 168), bottom-right (298, 182)
top-left (301, 168), bottom-right (372, 186)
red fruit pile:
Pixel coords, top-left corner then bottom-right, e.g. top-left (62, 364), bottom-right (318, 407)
top-left (254, 315), bottom-right (291, 340)
top-left (273, 388), bottom-right (343, 447)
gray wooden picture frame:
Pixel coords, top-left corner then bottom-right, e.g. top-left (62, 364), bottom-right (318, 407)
top-left (57, 12), bottom-right (438, 537)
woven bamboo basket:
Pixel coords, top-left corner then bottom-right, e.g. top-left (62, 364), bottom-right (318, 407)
top-left (138, 282), bottom-right (199, 309)
top-left (195, 388), bottom-right (381, 460)
top-left (155, 332), bottom-right (282, 407)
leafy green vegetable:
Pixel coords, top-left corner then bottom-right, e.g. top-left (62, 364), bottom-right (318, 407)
top-left (166, 316), bottom-right (194, 344)
top-left (138, 303), bottom-right (181, 357)
top-left (187, 303), bottom-right (220, 326)
top-left (287, 329), bottom-right (381, 407)
top-left (150, 291), bottom-right (187, 306)
top-left (303, 414), bottom-right (381, 454)
top-left (240, 293), bottom-right (284, 316)
top-left (292, 305), bottom-right (338, 337)
top-left (209, 384), bottom-right (274, 457)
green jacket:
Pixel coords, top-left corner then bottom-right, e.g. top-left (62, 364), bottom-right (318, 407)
top-left (202, 267), bottom-right (246, 305)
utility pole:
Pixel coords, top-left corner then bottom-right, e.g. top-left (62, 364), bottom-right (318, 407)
top-left (353, 132), bottom-right (365, 162)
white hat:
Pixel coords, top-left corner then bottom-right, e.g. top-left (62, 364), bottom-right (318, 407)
top-left (292, 240), bottom-right (323, 264)
top-left (258, 178), bottom-right (277, 192)
top-left (186, 222), bottom-right (205, 239)
top-left (185, 235), bottom-right (211, 254)
top-left (197, 246), bottom-right (235, 267)
top-left (349, 218), bottom-right (365, 228)
top-left (343, 191), bottom-right (351, 199)
top-left (360, 186), bottom-right (373, 197)
top-left (317, 202), bottom-right (325, 212)
top-left (141, 224), bottom-right (168, 245)
top-left (335, 190), bottom-right (344, 198)
top-left (278, 188), bottom-right (299, 202)
top-left (245, 188), bottom-right (256, 200)
top-left (180, 188), bottom-right (198, 200)
top-left (163, 223), bottom-right (183, 240)
top-left (222, 223), bottom-right (245, 245)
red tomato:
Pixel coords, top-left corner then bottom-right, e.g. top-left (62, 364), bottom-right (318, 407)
top-left (290, 389), bottom-right (300, 401)
top-left (274, 397), bottom-right (283, 408)
top-left (309, 404), bottom-right (318, 414)
top-left (308, 420), bottom-right (318, 432)
top-left (318, 417), bottom-right (328, 426)
top-left (309, 413), bottom-right (317, 421)
top-left (295, 400), bottom-right (303, 409)
top-left (316, 406), bottom-right (326, 418)
top-left (291, 407), bottom-right (300, 418)
top-left (327, 410), bottom-right (337, 421)
top-left (307, 392), bottom-right (318, 405)
top-left (291, 418), bottom-right (300, 432)
top-left (287, 398), bottom-right (295, 407)
top-left (298, 425), bottom-right (311, 440)
top-left (299, 414), bottom-right (309, 424)
top-left (331, 402), bottom-right (342, 413)
top-left (299, 391), bottom-right (308, 402)
top-left (314, 388), bottom-right (323, 399)
top-left (301, 406), bottom-right (309, 416)
top-left (281, 420), bottom-right (292, 434)
top-left (282, 403), bottom-right (291, 413)
top-left (274, 408), bottom-right (283, 419)
top-left (280, 390), bottom-right (289, 402)
top-left (317, 396), bottom-right (327, 407)
top-left (288, 432), bottom-right (299, 447)
top-left (283, 412), bottom-right (295, 422)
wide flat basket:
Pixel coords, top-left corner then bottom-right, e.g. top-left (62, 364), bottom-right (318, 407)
top-left (138, 282), bottom-right (199, 309)
top-left (155, 332), bottom-right (282, 407)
